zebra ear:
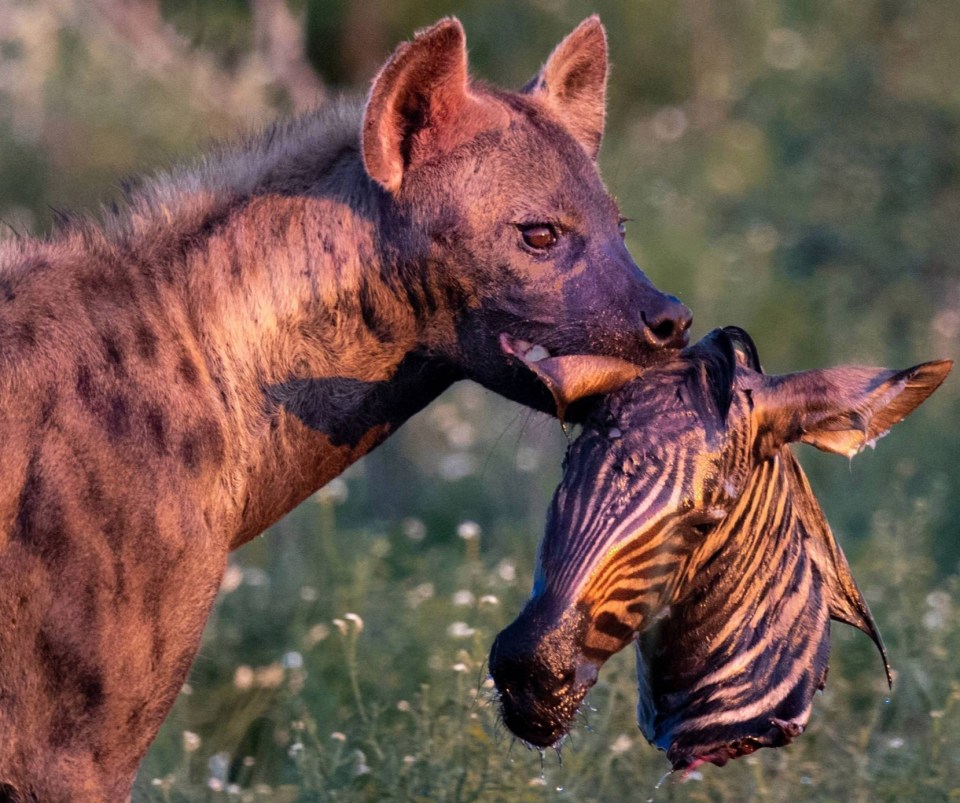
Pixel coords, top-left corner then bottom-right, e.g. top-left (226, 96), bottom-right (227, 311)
top-left (517, 354), bottom-right (642, 422)
top-left (752, 360), bottom-right (952, 458)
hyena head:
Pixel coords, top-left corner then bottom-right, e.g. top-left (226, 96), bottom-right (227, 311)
top-left (363, 17), bottom-right (691, 411)
top-left (489, 328), bottom-right (950, 752)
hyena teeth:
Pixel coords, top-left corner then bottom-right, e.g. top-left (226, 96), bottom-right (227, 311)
top-left (499, 333), bottom-right (550, 363)
top-left (525, 345), bottom-right (550, 363)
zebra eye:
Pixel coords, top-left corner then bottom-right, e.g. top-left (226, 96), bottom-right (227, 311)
top-left (687, 508), bottom-right (727, 536)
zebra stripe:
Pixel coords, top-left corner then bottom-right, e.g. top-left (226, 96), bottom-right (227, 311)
top-left (634, 450), bottom-right (839, 769)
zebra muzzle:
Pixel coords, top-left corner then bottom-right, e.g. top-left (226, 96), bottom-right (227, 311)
top-left (489, 602), bottom-right (598, 747)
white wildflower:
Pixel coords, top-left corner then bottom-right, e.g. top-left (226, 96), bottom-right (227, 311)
top-left (233, 665), bottom-right (254, 690)
top-left (447, 621), bottom-right (476, 639)
top-left (243, 567), bottom-right (269, 587)
top-left (305, 623), bottom-right (330, 647)
top-left (457, 521), bottom-right (481, 541)
top-left (220, 564), bottom-right (244, 594)
top-left (315, 477), bottom-right (348, 504)
top-left (402, 517), bottom-right (427, 541)
top-left (452, 590), bottom-right (475, 607)
top-left (255, 663), bottom-right (284, 689)
top-left (406, 582), bottom-right (435, 609)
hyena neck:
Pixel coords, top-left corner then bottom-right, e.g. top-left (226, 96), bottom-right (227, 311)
top-left (140, 109), bottom-right (460, 545)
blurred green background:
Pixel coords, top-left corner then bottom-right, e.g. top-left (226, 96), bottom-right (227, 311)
top-left (1, 0), bottom-right (958, 800)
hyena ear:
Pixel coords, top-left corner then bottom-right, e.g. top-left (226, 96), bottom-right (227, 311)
top-left (751, 360), bottom-right (952, 458)
top-left (363, 18), bottom-right (495, 194)
top-left (523, 16), bottom-right (608, 160)
top-left (516, 354), bottom-right (641, 422)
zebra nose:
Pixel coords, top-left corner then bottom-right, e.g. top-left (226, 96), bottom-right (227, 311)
top-left (642, 294), bottom-right (692, 349)
top-left (489, 607), bottom-right (595, 747)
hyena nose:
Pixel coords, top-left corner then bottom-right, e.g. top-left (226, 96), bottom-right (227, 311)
top-left (642, 295), bottom-right (692, 348)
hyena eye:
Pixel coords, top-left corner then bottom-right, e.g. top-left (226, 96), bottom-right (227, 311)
top-left (618, 218), bottom-right (629, 239)
top-left (519, 223), bottom-right (559, 250)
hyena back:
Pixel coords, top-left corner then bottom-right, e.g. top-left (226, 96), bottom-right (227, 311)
top-left (0, 16), bottom-right (690, 802)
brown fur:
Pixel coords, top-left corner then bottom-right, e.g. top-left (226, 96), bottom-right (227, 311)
top-left (0, 17), bottom-right (692, 801)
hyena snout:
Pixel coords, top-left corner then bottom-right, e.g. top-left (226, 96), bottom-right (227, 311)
top-left (641, 293), bottom-right (692, 349)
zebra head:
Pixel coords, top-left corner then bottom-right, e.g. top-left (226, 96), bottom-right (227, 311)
top-left (490, 327), bottom-right (950, 764)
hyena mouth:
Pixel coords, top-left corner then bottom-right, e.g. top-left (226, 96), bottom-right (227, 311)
top-left (499, 333), bottom-right (551, 363)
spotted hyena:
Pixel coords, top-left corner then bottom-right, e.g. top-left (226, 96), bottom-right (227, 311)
top-left (0, 15), bottom-right (691, 802)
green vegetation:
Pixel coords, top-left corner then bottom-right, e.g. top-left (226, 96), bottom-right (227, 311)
top-left (1, 1), bottom-right (957, 799)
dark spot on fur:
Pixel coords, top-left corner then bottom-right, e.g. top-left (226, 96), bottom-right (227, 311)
top-left (102, 331), bottom-right (125, 373)
top-left (76, 364), bottom-right (94, 404)
top-left (180, 435), bottom-right (198, 471)
top-left (12, 451), bottom-right (68, 570)
top-left (101, 508), bottom-right (126, 559)
top-left (0, 278), bottom-right (15, 302)
top-left (152, 630), bottom-right (166, 667)
top-left (178, 355), bottom-right (199, 386)
top-left (36, 628), bottom-right (105, 746)
top-left (38, 386), bottom-right (57, 426)
top-left (179, 418), bottom-right (224, 472)
top-left (77, 269), bottom-right (136, 305)
top-left (14, 320), bottom-right (35, 347)
top-left (144, 403), bottom-right (167, 451)
top-left (105, 394), bottom-right (131, 440)
top-left (136, 324), bottom-right (158, 360)
top-left (75, 365), bottom-right (132, 440)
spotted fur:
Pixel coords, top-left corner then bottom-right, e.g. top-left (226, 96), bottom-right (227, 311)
top-left (0, 17), bottom-right (693, 801)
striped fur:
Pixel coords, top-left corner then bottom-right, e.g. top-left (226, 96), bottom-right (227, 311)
top-left (490, 328), bottom-right (950, 767)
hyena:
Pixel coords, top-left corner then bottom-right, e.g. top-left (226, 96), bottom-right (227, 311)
top-left (0, 17), bottom-right (691, 802)
top-left (491, 328), bottom-right (950, 766)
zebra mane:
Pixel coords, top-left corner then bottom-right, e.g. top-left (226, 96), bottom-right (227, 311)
top-left (680, 328), bottom-right (740, 435)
